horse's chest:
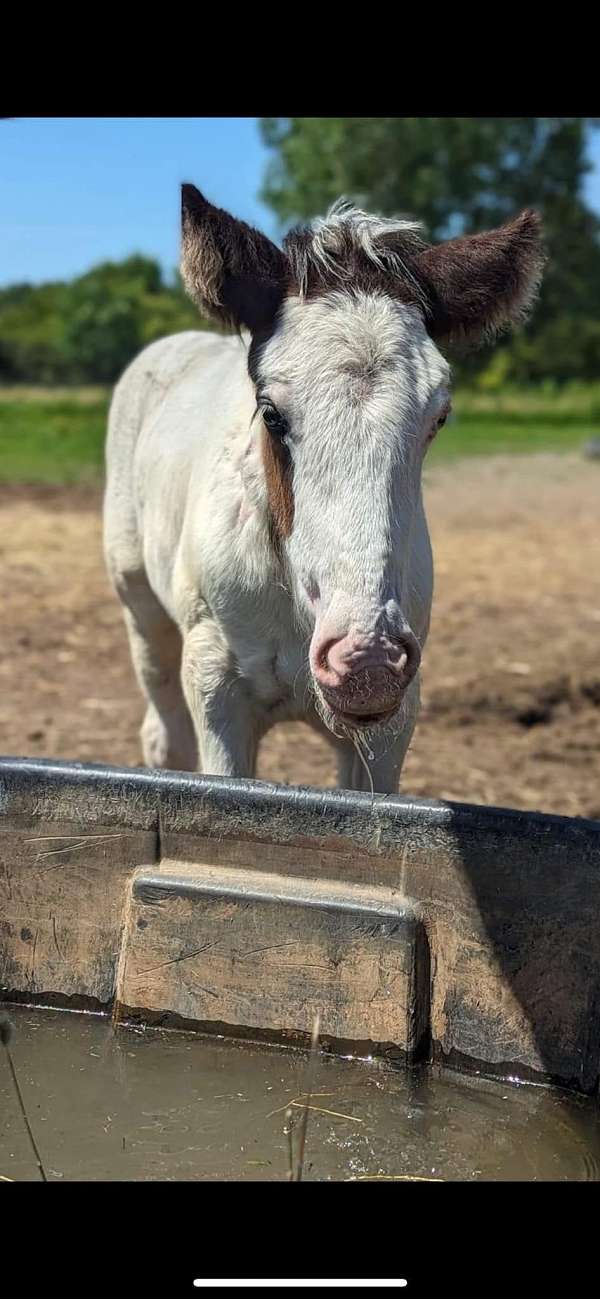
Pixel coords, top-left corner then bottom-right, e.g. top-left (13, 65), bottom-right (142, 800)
top-left (236, 637), bottom-right (308, 715)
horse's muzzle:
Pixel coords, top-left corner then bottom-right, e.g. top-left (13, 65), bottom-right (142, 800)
top-left (317, 665), bottom-right (409, 728)
top-left (311, 628), bottom-right (420, 726)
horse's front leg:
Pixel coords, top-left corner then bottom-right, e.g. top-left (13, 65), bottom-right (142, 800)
top-left (181, 621), bottom-right (259, 778)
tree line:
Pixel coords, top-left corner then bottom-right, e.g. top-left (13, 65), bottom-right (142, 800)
top-left (2, 119), bottom-right (599, 388)
top-left (0, 257), bottom-right (205, 386)
top-left (259, 117), bottom-right (600, 387)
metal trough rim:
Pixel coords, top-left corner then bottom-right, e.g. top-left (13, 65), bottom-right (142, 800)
top-left (1, 754), bottom-right (599, 848)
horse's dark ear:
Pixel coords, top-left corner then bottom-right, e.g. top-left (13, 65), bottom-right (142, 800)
top-left (181, 184), bottom-right (288, 332)
top-left (415, 209), bottom-right (546, 346)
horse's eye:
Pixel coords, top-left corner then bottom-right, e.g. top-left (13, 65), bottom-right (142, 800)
top-left (437, 408), bottom-right (450, 429)
top-left (261, 404), bottom-right (288, 440)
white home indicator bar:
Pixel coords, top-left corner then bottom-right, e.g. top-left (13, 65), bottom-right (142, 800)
top-left (193, 1283), bottom-right (408, 1289)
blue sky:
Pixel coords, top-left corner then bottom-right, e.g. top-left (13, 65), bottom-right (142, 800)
top-left (2, 118), bottom-right (600, 288)
top-left (1, 118), bottom-right (277, 287)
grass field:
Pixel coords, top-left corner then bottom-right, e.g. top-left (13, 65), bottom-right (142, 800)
top-left (0, 390), bottom-right (108, 483)
top-left (1, 383), bottom-right (599, 482)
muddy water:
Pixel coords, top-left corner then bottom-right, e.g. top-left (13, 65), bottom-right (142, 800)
top-left (1, 1005), bottom-right (599, 1181)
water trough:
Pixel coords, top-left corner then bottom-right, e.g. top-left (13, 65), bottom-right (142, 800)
top-left (1, 756), bottom-right (599, 1095)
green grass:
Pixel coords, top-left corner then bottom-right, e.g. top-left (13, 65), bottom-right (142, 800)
top-left (428, 413), bottom-right (595, 463)
top-left (427, 382), bottom-right (600, 463)
top-left (0, 384), bottom-right (598, 483)
top-left (0, 392), bottom-right (109, 483)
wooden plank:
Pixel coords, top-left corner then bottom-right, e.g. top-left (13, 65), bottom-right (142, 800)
top-left (117, 863), bottom-right (430, 1060)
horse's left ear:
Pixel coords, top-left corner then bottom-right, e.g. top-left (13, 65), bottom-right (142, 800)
top-left (414, 209), bottom-right (546, 345)
top-left (181, 184), bottom-right (288, 332)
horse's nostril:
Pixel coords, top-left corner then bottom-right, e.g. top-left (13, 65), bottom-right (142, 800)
top-left (321, 640), bottom-right (338, 671)
top-left (394, 635), bottom-right (420, 679)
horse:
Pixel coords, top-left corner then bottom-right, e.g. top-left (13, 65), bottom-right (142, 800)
top-left (103, 185), bottom-right (544, 793)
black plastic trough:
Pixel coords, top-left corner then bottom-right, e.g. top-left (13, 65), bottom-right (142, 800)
top-left (1, 756), bottom-right (599, 1093)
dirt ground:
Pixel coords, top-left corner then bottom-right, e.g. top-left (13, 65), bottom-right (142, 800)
top-left (1, 453), bottom-right (599, 819)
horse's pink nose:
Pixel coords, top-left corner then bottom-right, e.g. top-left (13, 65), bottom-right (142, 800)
top-left (310, 630), bottom-right (420, 717)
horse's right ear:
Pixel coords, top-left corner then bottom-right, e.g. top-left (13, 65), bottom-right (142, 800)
top-left (181, 184), bottom-right (288, 333)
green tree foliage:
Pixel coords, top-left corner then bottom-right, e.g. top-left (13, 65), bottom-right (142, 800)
top-left (0, 255), bottom-right (206, 385)
top-left (259, 118), bottom-right (600, 384)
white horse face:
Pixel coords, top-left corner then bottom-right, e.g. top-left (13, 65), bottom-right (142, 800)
top-left (252, 290), bottom-right (450, 730)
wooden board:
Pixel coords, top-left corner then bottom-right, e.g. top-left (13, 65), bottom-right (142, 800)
top-left (117, 863), bottom-right (429, 1060)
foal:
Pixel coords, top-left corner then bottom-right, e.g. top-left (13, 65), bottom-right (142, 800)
top-left (104, 187), bottom-right (544, 792)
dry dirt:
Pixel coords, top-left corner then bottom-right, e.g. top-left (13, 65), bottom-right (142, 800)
top-left (1, 454), bottom-right (599, 819)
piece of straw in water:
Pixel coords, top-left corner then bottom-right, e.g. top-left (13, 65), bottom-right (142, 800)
top-left (0, 1014), bottom-right (48, 1183)
top-left (293, 1012), bottom-right (321, 1183)
top-left (290, 1101), bottom-right (363, 1123)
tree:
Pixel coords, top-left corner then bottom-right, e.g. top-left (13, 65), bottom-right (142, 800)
top-left (0, 280), bottom-right (73, 383)
top-left (259, 118), bottom-right (600, 383)
top-left (0, 256), bottom-right (207, 385)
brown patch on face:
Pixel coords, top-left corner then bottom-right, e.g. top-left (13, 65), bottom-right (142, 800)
top-left (260, 422), bottom-right (294, 544)
top-left (248, 329), bottom-right (294, 551)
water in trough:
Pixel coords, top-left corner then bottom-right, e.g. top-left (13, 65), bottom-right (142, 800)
top-left (1, 1005), bottom-right (599, 1181)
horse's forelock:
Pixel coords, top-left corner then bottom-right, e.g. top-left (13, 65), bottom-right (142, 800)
top-left (283, 203), bottom-right (428, 304)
